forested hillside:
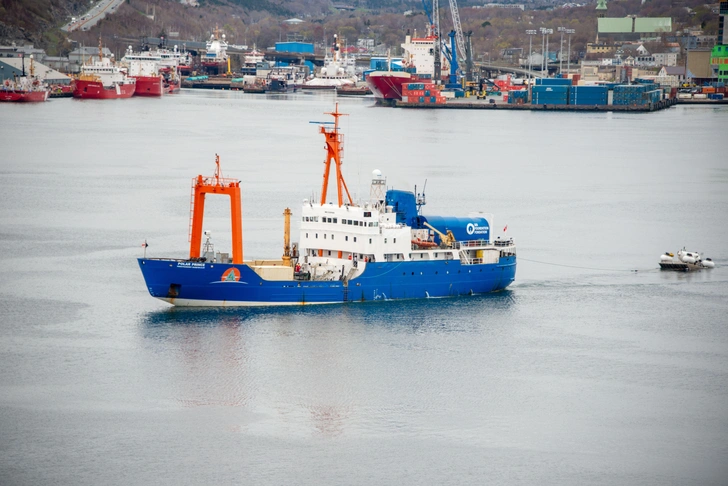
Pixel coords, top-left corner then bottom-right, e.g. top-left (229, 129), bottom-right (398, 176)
top-left (0, 0), bottom-right (720, 60)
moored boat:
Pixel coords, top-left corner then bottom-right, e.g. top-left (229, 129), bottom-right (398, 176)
top-left (366, 1), bottom-right (449, 101)
top-left (202, 26), bottom-right (229, 75)
top-left (121, 45), bottom-right (182, 96)
top-left (73, 41), bottom-right (136, 100)
top-left (303, 34), bottom-right (358, 89)
top-left (336, 84), bottom-right (372, 96)
top-left (137, 104), bottom-right (517, 307)
top-left (0, 55), bottom-right (50, 102)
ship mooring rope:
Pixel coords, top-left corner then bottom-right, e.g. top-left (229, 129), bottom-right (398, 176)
top-left (517, 257), bottom-right (645, 273)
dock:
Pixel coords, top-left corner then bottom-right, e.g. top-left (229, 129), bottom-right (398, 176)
top-left (394, 97), bottom-right (678, 112)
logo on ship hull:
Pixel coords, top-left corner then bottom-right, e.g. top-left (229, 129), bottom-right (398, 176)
top-left (221, 268), bottom-right (241, 282)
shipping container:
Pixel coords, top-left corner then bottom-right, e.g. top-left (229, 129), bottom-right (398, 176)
top-left (533, 85), bottom-right (570, 94)
top-left (275, 42), bottom-right (314, 54)
top-left (535, 78), bottom-right (572, 86)
top-left (570, 85), bottom-right (608, 105)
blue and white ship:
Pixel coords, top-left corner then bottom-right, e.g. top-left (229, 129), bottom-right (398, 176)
top-left (138, 105), bottom-right (516, 306)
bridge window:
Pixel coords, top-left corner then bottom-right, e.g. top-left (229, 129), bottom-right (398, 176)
top-left (333, 218), bottom-right (337, 223)
top-left (354, 221), bottom-right (359, 226)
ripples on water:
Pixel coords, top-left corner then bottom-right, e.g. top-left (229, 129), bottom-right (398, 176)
top-left (0, 93), bottom-right (726, 485)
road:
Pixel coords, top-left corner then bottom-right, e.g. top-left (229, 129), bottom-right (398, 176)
top-left (61, 0), bottom-right (125, 33)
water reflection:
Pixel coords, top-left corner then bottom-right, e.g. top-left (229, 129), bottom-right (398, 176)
top-left (135, 292), bottom-right (517, 434)
top-left (139, 290), bottom-right (517, 332)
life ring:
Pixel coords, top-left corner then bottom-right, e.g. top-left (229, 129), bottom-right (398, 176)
top-left (348, 254), bottom-right (352, 260)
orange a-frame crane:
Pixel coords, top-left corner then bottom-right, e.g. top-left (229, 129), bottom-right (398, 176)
top-left (188, 154), bottom-right (243, 264)
top-left (319, 103), bottom-right (354, 207)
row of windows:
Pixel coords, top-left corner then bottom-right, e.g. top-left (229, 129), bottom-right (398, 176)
top-left (303, 215), bottom-right (379, 228)
top-left (305, 233), bottom-right (400, 245)
top-left (306, 233), bottom-right (361, 242)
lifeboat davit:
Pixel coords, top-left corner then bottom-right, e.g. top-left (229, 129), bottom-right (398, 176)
top-left (412, 239), bottom-right (438, 248)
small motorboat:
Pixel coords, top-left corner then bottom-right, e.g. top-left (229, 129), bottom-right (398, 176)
top-left (659, 248), bottom-right (715, 271)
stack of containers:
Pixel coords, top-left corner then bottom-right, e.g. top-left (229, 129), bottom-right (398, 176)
top-left (532, 78), bottom-right (571, 104)
top-left (507, 90), bottom-right (529, 104)
top-left (645, 89), bottom-right (662, 104)
top-left (401, 82), bottom-right (446, 105)
top-left (612, 84), bottom-right (652, 105)
top-left (569, 85), bottom-right (608, 105)
top-left (401, 82), bottom-right (425, 103)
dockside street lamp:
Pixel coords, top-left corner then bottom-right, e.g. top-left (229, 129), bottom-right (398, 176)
top-left (540, 28), bottom-right (546, 72)
top-left (558, 26), bottom-right (565, 73)
top-left (526, 30), bottom-right (537, 78)
top-left (544, 28), bottom-right (553, 75)
top-left (566, 29), bottom-right (575, 75)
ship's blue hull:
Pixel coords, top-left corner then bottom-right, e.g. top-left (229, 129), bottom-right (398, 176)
top-left (138, 257), bottom-right (517, 306)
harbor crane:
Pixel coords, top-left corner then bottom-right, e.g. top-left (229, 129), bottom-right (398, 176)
top-left (422, 0), bottom-right (473, 84)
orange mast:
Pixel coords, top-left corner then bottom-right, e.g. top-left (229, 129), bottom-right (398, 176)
top-left (319, 103), bottom-right (354, 207)
top-left (188, 154), bottom-right (243, 264)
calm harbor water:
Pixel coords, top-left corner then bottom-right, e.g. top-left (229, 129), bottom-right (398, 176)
top-left (1, 92), bottom-right (727, 485)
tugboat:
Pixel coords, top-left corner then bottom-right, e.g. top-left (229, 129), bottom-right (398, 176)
top-left (137, 104), bottom-right (517, 307)
top-left (73, 40), bottom-right (136, 99)
top-left (659, 248), bottom-right (715, 271)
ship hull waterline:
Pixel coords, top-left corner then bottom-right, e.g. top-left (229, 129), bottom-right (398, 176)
top-left (132, 75), bottom-right (164, 96)
top-left (73, 80), bottom-right (136, 99)
top-left (0, 90), bottom-right (49, 102)
top-left (139, 256), bottom-right (516, 307)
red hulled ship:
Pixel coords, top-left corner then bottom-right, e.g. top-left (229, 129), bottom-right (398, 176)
top-left (121, 45), bottom-right (182, 96)
top-left (73, 41), bottom-right (136, 100)
top-left (201, 27), bottom-right (229, 75)
top-left (366, 9), bottom-right (449, 102)
top-left (0, 55), bottom-right (50, 102)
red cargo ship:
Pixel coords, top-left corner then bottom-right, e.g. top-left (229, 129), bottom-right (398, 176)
top-left (366, 13), bottom-right (449, 102)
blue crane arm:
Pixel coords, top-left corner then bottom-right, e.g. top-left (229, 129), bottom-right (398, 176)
top-left (421, 0), bottom-right (433, 26)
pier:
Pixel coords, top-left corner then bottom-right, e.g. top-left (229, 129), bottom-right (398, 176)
top-left (395, 97), bottom-right (679, 112)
